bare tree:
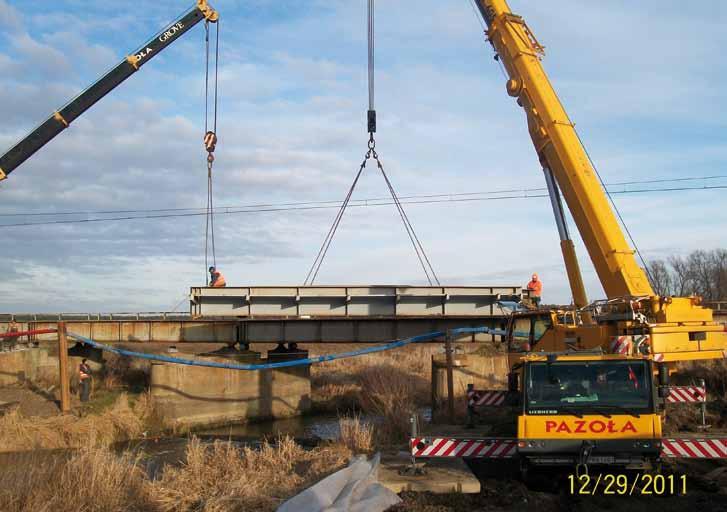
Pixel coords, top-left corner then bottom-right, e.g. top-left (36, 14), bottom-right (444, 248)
top-left (647, 260), bottom-right (673, 296)
top-left (709, 249), bottom-right (727, 300)
top-left (667, 255), bottom-right (692, 297)
top-left (648, 249), bottom-right (727, 300)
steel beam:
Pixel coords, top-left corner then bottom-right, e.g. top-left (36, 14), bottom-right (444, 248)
top-left (190, 285), bottom-right (526, 318)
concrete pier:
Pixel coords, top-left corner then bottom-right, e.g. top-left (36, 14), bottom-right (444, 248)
top-left (0, 347), bottom-right (56, 386)
top-left (150, 352), bottom-right (312, 428)
top-left (0, 346), bottom-right (102, 389)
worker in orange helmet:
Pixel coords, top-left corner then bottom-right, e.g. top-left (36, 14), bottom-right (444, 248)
top-left (209, 266), bottom-right (227, 288)
top-left (527, 273), bottom-right (543, 307)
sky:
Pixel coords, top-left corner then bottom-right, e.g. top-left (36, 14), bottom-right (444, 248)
top-left (0, 0), bottom-right (725, 313)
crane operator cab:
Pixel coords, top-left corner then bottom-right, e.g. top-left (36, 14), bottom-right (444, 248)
top-left (511, 353), bottom-right (662, 473)
top-left (504, 309), bottom-right (605, 367)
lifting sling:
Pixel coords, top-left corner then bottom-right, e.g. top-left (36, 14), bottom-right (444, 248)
top-left (304, 0), bottom-right (439, 285)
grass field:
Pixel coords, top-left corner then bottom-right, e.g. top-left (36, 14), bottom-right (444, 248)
top-left (2, 342), bottom-right (727, 511)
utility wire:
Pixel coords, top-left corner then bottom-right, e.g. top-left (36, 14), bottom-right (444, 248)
top-left (572, 129), bottom-right (653, 283)
top-left (0, 184), bottom-right (723, 229)
top-left (2, 175), bottom-right (723, 218)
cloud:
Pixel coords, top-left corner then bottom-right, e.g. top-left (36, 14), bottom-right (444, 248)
top-left (0, 0), bottom-right (21, 32)
top-left (0, 0), bottom-right (726, 312)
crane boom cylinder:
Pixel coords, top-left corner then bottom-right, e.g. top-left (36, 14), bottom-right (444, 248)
top-left (543, 167), bottom-right (590, 313)
top-left (0, 2), bottom-right (217, 180)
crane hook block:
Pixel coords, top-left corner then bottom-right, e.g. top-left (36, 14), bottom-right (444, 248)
top-left (197, 0), bottom-right (219, 22)
top-left (367, 109), bottom-right (377, 134)
top-left (204, 131), bottom-right (217, 153)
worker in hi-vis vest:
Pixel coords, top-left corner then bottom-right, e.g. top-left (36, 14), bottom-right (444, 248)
top-left (527, 273), bottom-right (543, 307)
top-left (209, 266), bottom-right (227, 287)
top-left (78, 358), bottom-right (92, 402)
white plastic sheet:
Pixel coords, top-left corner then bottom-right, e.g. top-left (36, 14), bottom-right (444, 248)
top-left (277, 453), bottom-right (401, 512)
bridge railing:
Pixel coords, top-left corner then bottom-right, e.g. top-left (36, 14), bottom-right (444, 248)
top-left (706, 301), bottom-right (727, 312)
top-left (0, 312), bottom-right (192, 322)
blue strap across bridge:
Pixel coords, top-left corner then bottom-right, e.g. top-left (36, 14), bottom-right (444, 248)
top-left (68, 326), bottom-right (506, 371)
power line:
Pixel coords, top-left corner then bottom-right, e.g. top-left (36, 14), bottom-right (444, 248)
top-left (1, 174), bottom-right (724, 218)
top-left (0, 183), bottom-right (724, 229)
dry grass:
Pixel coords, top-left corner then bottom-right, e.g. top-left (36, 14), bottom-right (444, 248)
top-left (0, 446), bottom-right (152, 512)
top-left (310, 345), bottom-right (435, 408)
top-left (308, 343), bottom-right (494, 445)
top-left (338, 414), bottom-right (374, 453)
top-left (0, 393), bottom-right (153, 452)
top-left (0, 437), bottom-right (352, 512)
top-left (101, 354), bottom-right (151, 392)
top-left (666, 358), bottom-right (727, 432)
top-left (150, 436), bottom-right (351, 512)
top-left (677, 358), bottom-right (727, 398)
top-left (431, 393), bottom-right (470, 424)
top-left (309, 344), bottom-right (439, 445)
top-left (358, 365), bottom-right (423, 444)
top-left (307, 344), bottom-right (476, 445)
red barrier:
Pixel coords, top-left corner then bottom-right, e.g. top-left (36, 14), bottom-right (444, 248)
top-left (0, 328), bottom-right (57, 339)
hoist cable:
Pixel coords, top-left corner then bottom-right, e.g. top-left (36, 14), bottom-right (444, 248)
top-left (213, 20), bottom-right (220, 133)
top-left (468, 0), bottom-right (486, 31)
top-left (203, 20), bottom-right (220, 283)
top-left (204, 181), bottom-right (210, 283)
top-left (480, 9), bottom-right (651, 287)
top-left (368, 0), bottom-right (375, 110)
top-left (204, 23), bottom-right (210, 135)
top-left (208, 166), bottom-right (216, 267)
top-left (572, 128), bottom-right (654, 286)
top-left (364, 0), bottom-right (438, 285)
top-left (304, 0), bottom-right (439, 285)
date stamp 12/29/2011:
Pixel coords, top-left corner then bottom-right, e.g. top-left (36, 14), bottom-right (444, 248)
top-left (568, 473), bottom-right (687, 495)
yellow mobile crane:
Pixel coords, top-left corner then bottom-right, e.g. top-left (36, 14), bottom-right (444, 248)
top-left (473, 0), bottom-right (726, 364)
top-left (412, 0), bottom-right (727, 474)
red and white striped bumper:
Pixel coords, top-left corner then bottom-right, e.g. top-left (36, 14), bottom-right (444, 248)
top-left (662, 439), bottom-right (727, 458)
top-left (410, 437), bottom-right (517, 458)
top-left (411, 437), bottom-right (727, 460)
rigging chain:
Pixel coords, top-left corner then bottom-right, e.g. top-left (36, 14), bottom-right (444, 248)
top-left (203, 19), bottom-right (220, 284)
top-left (304, 0), bottom-right (439, 286)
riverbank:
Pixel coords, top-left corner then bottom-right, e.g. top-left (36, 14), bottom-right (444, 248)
top-left (0, 436), bottom-right (354, 512)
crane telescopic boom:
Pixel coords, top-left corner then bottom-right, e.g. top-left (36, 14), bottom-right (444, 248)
top-left (474, 0), bottom-right (653, 300)
top-left (0, 0), bottom-right (218, 182)
top-left (476, 0), bottom-right (726, 363)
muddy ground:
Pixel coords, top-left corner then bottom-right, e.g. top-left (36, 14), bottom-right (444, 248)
top-left (392, 457), bottom-right (727, 511)
top-left (0, 387), bottom-right (59, 417)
